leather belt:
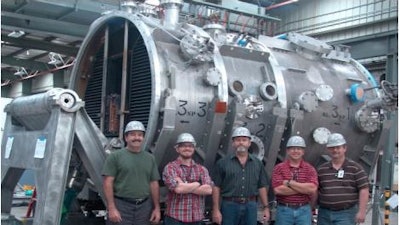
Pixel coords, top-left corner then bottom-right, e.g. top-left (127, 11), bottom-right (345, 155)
top-left (114, 196), bottom-right (148, 205)
top-left (223, 196), bottom-right (257, 204)
top-left (278, 202), bottom-right (309, 208)
top-left (319, 204), bottom-right (355, 211)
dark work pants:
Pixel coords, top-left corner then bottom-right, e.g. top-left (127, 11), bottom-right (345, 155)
top-left (106, 197), bottom-right (152, 225)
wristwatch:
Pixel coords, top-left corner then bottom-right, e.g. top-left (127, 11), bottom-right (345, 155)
top-left (262, 205), bottom-right (269, 209)
top-left (285, 180), bottom-right (291, 187)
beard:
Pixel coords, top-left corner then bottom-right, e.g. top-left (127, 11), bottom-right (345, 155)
top-left (236, 146), bottom-right (248, 152)
top-left (180, 154), bottom-right (192, 160)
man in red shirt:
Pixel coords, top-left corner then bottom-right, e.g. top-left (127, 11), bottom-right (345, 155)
top-left (162, 133), bottom-right (213, 225)
top-left (271, 135), bottom-right (318, 225)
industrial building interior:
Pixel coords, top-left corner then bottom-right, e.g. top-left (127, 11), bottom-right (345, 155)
top-left (1, 0), bottom-right (398, 225)
top-left (2, 0), bottom-right (398, 93)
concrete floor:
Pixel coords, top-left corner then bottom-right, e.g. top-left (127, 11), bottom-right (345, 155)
top-left (364, 208), bottom-right (398, 225)
top-left (4, 205), bottom-right (398, 225)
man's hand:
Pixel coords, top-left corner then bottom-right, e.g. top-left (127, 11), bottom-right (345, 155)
top-left (150, 208), bottom-right (161, 224)
top-left (261, 207), bottom-right (270, 223)
top-left (108, 207), bottom-right (122, 223)
top-left (212, 209), bottom-right (222, 225)
top-left (175, 177), bottom-right (184, 183)
top-left (355, 210), bottom-right (366, 224)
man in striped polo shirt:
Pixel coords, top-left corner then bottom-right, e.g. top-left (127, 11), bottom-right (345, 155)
top-left (317, 133), bottom-right (369, 225)
top-left (272, 135), bottom-right (318, 225)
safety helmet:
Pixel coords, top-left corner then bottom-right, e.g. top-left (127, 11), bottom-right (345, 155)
top-left (176, 133), bottom-right (196, 146)
top-left (124, 121), bottom-right (146, 133)
top-left (326, 133), bottom-right (346, 147)
top-left (232, 127), bottom-right (251, 139)
top-left (286, 136), bottom-right (306, 148)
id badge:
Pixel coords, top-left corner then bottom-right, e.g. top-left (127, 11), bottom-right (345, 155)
top-left (337, 169), bottom-right (344, 178)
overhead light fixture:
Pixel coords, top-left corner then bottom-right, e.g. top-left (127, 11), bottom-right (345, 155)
top-left (48, 52), bottom-right (65, 67)
top-left (14, 67), bottom-right (28, 77)
top-left (8, 30), bottom-right (25, 38)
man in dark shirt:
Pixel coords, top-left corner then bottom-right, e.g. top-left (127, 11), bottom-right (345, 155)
top-left (212, 127), bottom-right (270, 225)
top-left (272, 135), bottom-right (318, 225)
top-left (317, 133), bottom-right (369, 225)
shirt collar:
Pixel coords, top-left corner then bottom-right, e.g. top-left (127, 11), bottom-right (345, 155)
top-left (229, 153), bottom-right (256, 161)
top-left (329, 158), bottom-right (349, 169)
top-left (175, 158), bottom-right (197, 167)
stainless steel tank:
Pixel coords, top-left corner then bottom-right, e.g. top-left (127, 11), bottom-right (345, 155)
top-left (69, 0), bottom-right (396, 179)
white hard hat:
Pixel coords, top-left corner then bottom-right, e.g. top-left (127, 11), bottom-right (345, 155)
top-left (176, 133), bottom-right (196, 146)
top-left (232, 127), bottom-right (251, 139)
top-left (326, 133), bottom-right (346, 147)
top-left (286, 136), bottom-right (306, 148)
top-left (124, 121), bottom-right (146, 133)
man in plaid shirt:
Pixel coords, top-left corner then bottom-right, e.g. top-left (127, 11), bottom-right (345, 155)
top-left (162, 133), bottom-right (213, 225)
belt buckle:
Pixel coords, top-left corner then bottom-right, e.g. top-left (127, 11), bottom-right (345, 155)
top-left (134, 199), bottom-right (143, 204)
top-left (293, 203), bottom-right (305, 208)
top-left (238, 197), bottom-right (246, 204)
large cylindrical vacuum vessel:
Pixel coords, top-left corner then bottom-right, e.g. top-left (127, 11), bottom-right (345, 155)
top-left (69, 1), bottom-right (394, 179)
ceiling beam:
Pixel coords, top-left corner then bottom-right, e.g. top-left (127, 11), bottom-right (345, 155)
top-left (2, 11), bottom-right (89, 38)
top-left (2, 56), bottom-right (50, 71)
top-left (265, 0), bottom-right (298, 11)
top-left (1, 70), bottom-right (18, 81)
top-left (184, 0), bottom-right (281, 21)
top-left (335, 33), bottom-right (398, 60)
top-left (2, 35), bottom-right (79, 56)
top-left (31, 0), bottom-right (119, 13)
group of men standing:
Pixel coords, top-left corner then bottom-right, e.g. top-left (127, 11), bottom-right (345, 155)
top-left (102, 121), bottom-right (369, 225)
top-left (271, 134), bottom-right (369, 225)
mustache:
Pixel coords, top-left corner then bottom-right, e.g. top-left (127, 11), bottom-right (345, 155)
top-left (236, 146), bottom-right (247, 151)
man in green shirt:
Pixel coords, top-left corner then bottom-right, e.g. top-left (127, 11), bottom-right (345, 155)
top-left (102, 121), bottom-right (160, 225)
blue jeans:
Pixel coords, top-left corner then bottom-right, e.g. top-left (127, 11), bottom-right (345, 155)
top-left (221, 200), bottom-right (258, 225)
top-left (275, 204), bottom-right (312, 225)
top-left (163, 216), bottom-right (203, 225)
top-left (317, 206), bottom-right (357, 225)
